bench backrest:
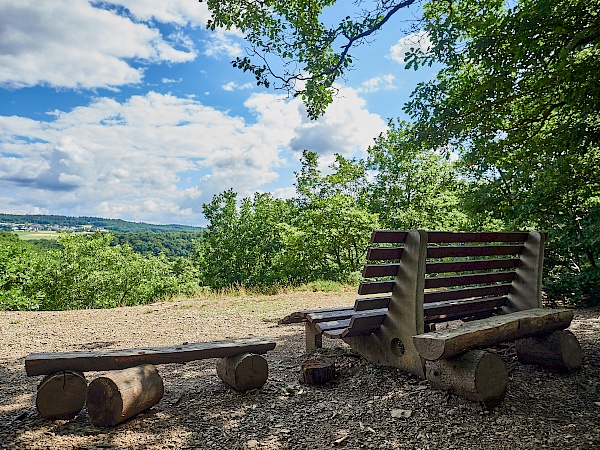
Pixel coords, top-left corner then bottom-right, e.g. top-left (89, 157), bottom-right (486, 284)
top-left (356, 230), bottom-right (545, 325)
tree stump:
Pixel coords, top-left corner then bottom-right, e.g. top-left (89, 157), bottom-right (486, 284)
top-left (86, 364), bottom-right (164, 427)
top-left (299, 358), bottom-right (335, 386)
top-left (515, 329), bottom-right (582, 371)
top-left (216, 353), bottom-right (269, 392)
top-left (36, 370), bottom-right (87, 420)
top-left (425, 349), bottom-right (507, 405)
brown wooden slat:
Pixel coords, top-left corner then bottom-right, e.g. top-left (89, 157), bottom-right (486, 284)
top-left (342, 308), bottom-right (388, 338)
top-left (427, 245), bottom-right (524, 258)
top-left (367, 247), bottom-right (404, 261)
top-left (278, 306), bottom-right (353, 324)
top-left (323, 328), bottom-right (346, 339)
top-left (370, 230), bottom-right (409, 244)
top-left (315, 319), bottom-right (351, 333)
top-left (424, 284), bottom-right (512, 303)
top-left (354, 296), bottom-right (391, 311)
top-left (306, 308), bottom-right (354, 323)
top-left (426, 258), bottom-right (520, 274)
top-left (362, 264), bottom-right (400, 278)
top-left (423, 296), bottom-right (507, 322)
top-left (358, 280), bottom-right (395, 295)
top-left (424, 271), bottom-right (516, 289)
top-left (427, 232), bottom-right (529, 244)
top-left (25, 338), bottom-right (276, 376)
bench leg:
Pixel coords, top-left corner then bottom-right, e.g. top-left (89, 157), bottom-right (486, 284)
top-left (305, 322), bottom-right (323, 351)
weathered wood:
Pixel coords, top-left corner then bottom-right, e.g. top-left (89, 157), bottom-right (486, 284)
top-left (278, 307), bottom-right (352, 324)
top-left (370, 230), bottom-right (409, 244)
top-left (427, 231), bottom-right (530, 243)
top-left (354, 296), bottom-right (391, 311)
top-left (86, 364), bottom-right (164, 427)
top-left (427, 244), bottom-right (524, 258)
top-left (315, 319), bottom-right (350, 333)
top-left (366, 247), bottom-right (404, 261)
top-left (426, 349), bottom-right (507, 405)
top-left (341, 309), bottom-right (388, 338)
top-left (25, 338), bottom-right (276, 376)
top-left (426, 258), bottom-right (520, 274)
top-left (299, 358), bottom-right (335, 385)
top-left (515, 330), bottom-right (582, 371)
top-left (216, 353), bottom-right (269, 392)
top-left (425, 272), bottom-right (516, 289)
top-left (306, 309), bottom-right (354, 323)
top-left (424, 284), bottom-right (512, 303)
top-left (358, 280), bottom-right (395, 295)
top-left (413, 308), bottom-right (574, 360)
top-left (362, 264), bottom-right (399, 278)
top-left (36, 371), bottom-right (87, 420)
top-left (423, 297), bottom-right (506, 323)
top-left (305, 322), bottom-right (323, 350)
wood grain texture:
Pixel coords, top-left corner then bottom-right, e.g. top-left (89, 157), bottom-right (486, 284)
top-left (216, 353), bottom-right (269, 392)
top-left (36, 371), bottom-right (87, 420)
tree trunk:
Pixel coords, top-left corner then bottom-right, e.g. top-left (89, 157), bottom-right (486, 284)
top-left (86, 364), bottom-right (164, 427)
top-left (426, 350), bottom-right (507, 405)
top-left (515, 330), bottom-right (582, 371)
top-left (216, 353), bottom-right (269, 392)
top-left (36, 371), bottom-right (87, 420)
top-left (299, 358), bottom-right (336, 386)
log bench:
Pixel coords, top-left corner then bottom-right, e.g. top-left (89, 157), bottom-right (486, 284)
top-left (25, 337), bottom-right (276, 421)
top-left (282, 230), bottom-right (581, 403)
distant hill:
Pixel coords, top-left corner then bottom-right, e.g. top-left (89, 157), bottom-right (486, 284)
top-left (0, 213), bottom-right (204, 233)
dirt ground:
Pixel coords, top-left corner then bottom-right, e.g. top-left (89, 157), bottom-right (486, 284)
top-left (1, 290), bottom-right (599, 449)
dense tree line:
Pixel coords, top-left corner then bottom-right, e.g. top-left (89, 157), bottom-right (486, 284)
top-left (111, 231), bottom-right (202, 258)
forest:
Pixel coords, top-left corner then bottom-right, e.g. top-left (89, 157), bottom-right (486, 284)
top-left (1, 0), bottom-right (598, 310)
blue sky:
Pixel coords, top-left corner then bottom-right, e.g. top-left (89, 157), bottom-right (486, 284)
top-left (0, 0), bottom-right (435, 226)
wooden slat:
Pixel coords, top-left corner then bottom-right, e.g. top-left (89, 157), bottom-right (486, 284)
top-left (323, 328), bottom-right (346, 339)
top-left (362, 263), bottom-right (400, 278)
top-left (278, 306), bottom-right (353, 324)
top-left (367, 247), bottom-right (404, 261)
top-left (370, 230), bottom-right (409, 244)
top-left (424, 284), bottom-right (512, 303)
top-left (427, 245), bottom-right (524, 258)
top-left (423, 296), bottom-right (507, 322)
top-left (358, 280), bottom-right (395, 295)
top-left (426, 258), bottom-right (520, 274)
top-left (342, 308), bottom-right (388, 338)
top-left (427, 232), bottom-right (529, 244)
top-left (354, 296), bottom-right (391, 311)
top-left (424, 271), bottom-right (516, 289)
top-left (306, 309), bottom-right (354, 323)
top-left (315, 319), bottom-right (350, 333)
top-left (25, 338), bottom-right (276, 376)
top-left (413, 308), bottom-right (574, 360)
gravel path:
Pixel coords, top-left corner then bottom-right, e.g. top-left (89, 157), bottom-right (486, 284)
top-left (1, 292), bottom-right (599, 449)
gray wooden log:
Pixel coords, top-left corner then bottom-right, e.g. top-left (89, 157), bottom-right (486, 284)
top-left (515, 329), bottom-right (582, 371)
top-left (425, 350), bottom-right (508, 405)
top-left (216, 353), bottom-right (269, 392)
top-left (299, 358), bottom-right (335, 386)
top-left (36, 371), bottom-right (87, 420)
top-left (86, 364), bottom-right (164, 427)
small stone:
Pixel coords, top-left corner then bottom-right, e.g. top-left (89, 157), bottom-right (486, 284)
top-left (245, 440), bottom-right (259, 449)
top-left (391, 409), bottom-right (412, 418)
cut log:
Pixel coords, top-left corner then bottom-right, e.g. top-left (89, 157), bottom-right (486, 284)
top-left (36, 371), bottom-right (87, 420)
top-left (299, 358), bottom-right (335, 386)
top-left (413, 308), bottom-right (574, 360)
top-left (216, 353), bottom-right (269, 392)
top-left (426, 350), bottom-right (507, 405)
top-left (515, 330), bottom-right (582, 371)
top-left (86, 364), bottom-right (164, 427)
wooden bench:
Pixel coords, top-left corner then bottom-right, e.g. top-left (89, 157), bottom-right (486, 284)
top-left (283, 230), bottom-right (581, 403)
top-left (26, 337), bottom-right (276, 421)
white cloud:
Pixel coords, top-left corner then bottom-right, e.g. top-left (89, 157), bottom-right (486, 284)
top-left (357, 74), bottom-right (397, 94)
top-left (222, 81), bottom-right (255, 92)
top-left (0, 0), bottom-right (197, 90)
top-left (388, 31), bottom-right (432, 64)
top-left (0, 87), bottom-right (386, 225)
top-left (111, 0), bottom-right (211, 27)
top-left (204, 30), bottom-right (243, 59)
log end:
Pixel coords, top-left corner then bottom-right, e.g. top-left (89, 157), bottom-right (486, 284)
top-left (216, 353), bottom-right (269, 392)
top-left (516, 329), bottom-right (582, 372)
top-left (36, 371), bottom-right (87, 420)
top-left (299, 358), bottom-right (336, 386)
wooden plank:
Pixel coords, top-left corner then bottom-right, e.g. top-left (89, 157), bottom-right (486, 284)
top-left (425, 272), bottom-right (516, 289)
top-left (323, 328), bottom-right (346, 339)
top-left (424, 284), bottom-right (512, 303)
top-left (370, 230), bottom-right (409, 244)
top-left (306, 309), bottom-right (354, 323)
top-left (367, 247), bottom-right (404, 261)
top-left (412, 308), bottom-right (574, 360)
top-left (278, 306), bottom-right (353, 324)
top-left (427, 232), bottom-right (529, 244)
top-left (427, 245), bottom-right (524, 258)
top-left (354, 296), bottom-right (391, 311)
top-left (358, 280), bottom-right (395, 295)
top-left (342, 308), bottom-right (388, 338)
top-left (362, 263), bottom-right (400, 278)
top-left (423, 296), bottom-right (507, 322)
top-left (426, 258), bottom-right (520, 274)
top-left (315, 319), bottom-right (351, 333)
top-left (25, 338), bottom-right (276, 376)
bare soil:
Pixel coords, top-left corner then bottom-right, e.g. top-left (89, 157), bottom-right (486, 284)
top-left (1, 290), bottom-right (599, 449)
